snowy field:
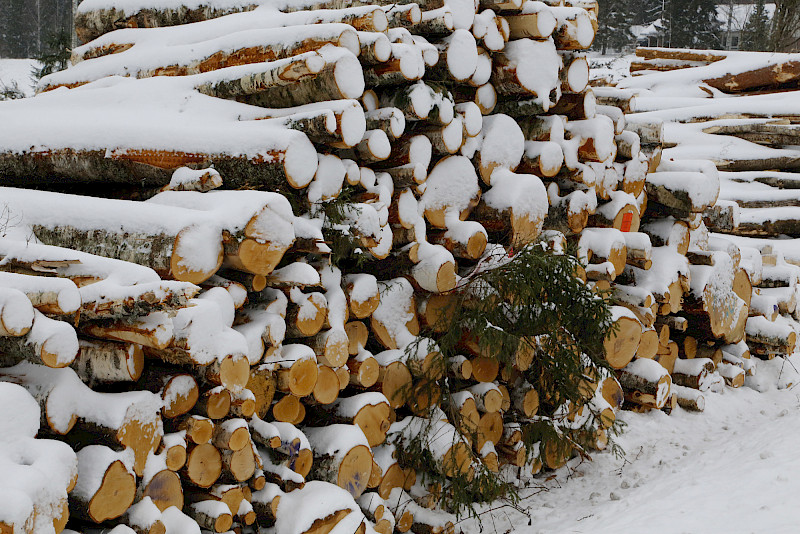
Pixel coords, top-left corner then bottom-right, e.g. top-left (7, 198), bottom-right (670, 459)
top-left (0, 59), bottom-right (39, 98)
top-left (461, 356), bottom-right (800, 534)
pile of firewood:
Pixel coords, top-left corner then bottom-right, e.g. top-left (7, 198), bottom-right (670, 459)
top-left (1, 7), bottom-right (783, 534)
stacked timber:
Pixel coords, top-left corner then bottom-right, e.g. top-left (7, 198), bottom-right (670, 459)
top-left (0, 5), bottom-right (772, 534)
top-left (585, 48), bottom-right (800, 406)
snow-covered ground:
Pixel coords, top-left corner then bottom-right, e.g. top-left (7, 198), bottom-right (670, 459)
top-left (0, 59), bottom-right (39, 98)
top-left (462, 356), bottom-right (800, 534)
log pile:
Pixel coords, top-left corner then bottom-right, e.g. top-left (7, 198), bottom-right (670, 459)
top-left (587, 47), bottom-right (800, 408)
top-left (0, 6), bottom-right (774, 534)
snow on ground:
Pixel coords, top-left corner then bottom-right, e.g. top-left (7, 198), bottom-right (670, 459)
top-left (463, 356), bottom-right (800, 534)
top-left (0, 59), bottom-right (39, 98)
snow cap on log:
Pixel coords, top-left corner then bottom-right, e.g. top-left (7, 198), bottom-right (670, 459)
top-left (270, 480), bottom-right (364, 534)
top-left (0, 287), bottom-right (35, 337)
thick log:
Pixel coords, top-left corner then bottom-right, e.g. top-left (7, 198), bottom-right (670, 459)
top-left (267, 421), bottom-right (313, 479)
top-left (200, 48), bottom-right (364, 109)
top-left (472, 170), bottom-right (548, 247)
top-left (504, 4), bottom-right (556, 39)
top-left (186, 501), bottom-right (232, 533)
top-left (550, 6), bottom-right (595, 49)
top-left (0, 188), bottom-right (224, 284)
top-left (646, 172), bottom-right (719, 216)
top-left (390, 417), bottom-right (471, 477)
top-left (220, 440), bottom-right (257, 483)
top-left (704, 59), bottom-right (800, 93)
top-left (267, 344), bottom-right (319, 398)
top-left (604, 307), bottom-right (642, 369)
top-left (491, 38), bottom-right (561, 102)
top-left (0, 271), bottom-right (80, 316)
top-left (314, 393), bottom-right (392, 447)
top-left (158, 432), bottom-right (188, 471)
top-left (148, 190), bottom-right (296, 276)
top-left (123, 497), bottom-right (167, 534)
top-left (348, 349), bottom-right (380, 389)
top-left (182, 443), bottom-right (223, 488)
top-left (672, 358), bottom-right (716, 390)
top-left (0, 363), bottom-right (162, 476)
top-left (617, 358), bottom-right (671, 409)
top-left (0, 287), bottom-right (34, 337)
top-left (372, 444), bottom-right (416, 500)
top-left (167, 415), bottom-right (214, 445)
top-left (44, 26), bottom-right (361, 91)
top-left (70, 446), bottom-right (136, 523)
top-left (672, 384), bottom-right (706, 412)
top-left (139, 461), bottom-right (184, 512)
top-left (74, 3), bottom-right (322, 44)
top-left (305, 424), bottom-right (374, 498)
top-left (0, 309), bottom-right (79, 368)
top-left (370, 355), bottom-right (414, 409)
top-left (72, 339), bottom-right (144, 386)
top-left (80, 311), bottom-right (174, 350)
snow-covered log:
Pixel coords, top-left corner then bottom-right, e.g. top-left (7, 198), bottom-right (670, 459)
top-left (43, 25), bottom-right (360, 91)
top-left (147, 190), bottom-right (296, 276)
top-left (71, 446), bottom-right (137, 523)
top-left (618, 358), bottom-right (671, 409)
top-left (304, 424), bottom-right (373, 498)
top-left (603, 307), bottom-right (642, 369)
top-left (0, 309), bottom-right (79, 369)
top-left (71, 339), bottom-right (144, 386)
top-left (0, 272), bottom-right (80, 316)
top-left (504, 2), bottom-right (556, 39)
top-left (389, 417), bottom-right (471, 477)
top-left (0, 362), bottom-right (163, 476)
top-left (671, 358), bottom-right (715, 390)
top-left (0, 287), bottom-right (34, 338)
top-left (645, 172), bottom-right (720, 216)
top-left (1, 188), bottom-right (224, 284)
top-left (196, 47), bottom-right (364, 108)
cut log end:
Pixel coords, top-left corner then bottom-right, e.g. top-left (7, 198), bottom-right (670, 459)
top-left (118, 416), bottom-right (162, 477)
top-left (604, 316), bottom-right (642, 369)
top-left (143, 470), bottom-right (184, 512)
top-left (337, 444), bottom-right (374, 498)
top-left (186, 443), bottom-right (223, 488)
top-left (88, 460), bottom-right (136, 523)
top-left (171, 231), bottom-right (224, 284)
top-left (218, 355), bottom-right (251, 393)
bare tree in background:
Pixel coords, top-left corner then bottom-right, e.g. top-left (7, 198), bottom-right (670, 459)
top-left (770, 0), bottom-right (800, 52)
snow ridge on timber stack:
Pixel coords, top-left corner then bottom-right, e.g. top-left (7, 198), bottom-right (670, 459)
top-left (0, 2), bottom-right (771, 533)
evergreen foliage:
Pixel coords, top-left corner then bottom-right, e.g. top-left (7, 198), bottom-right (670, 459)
top-left (31, 31), bottom-right (71, 80)
top-left (312, 186), bottom-right (374, 269)
top-left (0, 81), bottom-right (26, 101)
top-left (391, 243), bottom-right (618, 517)
top-left (635, 0), bottom-right (665, 26)
top-left (663, 0), bottom-right (722, 49)
top-left (595, 0), bottom-right (636, 53)
top-left (741, 0), bottom-right (771, 51)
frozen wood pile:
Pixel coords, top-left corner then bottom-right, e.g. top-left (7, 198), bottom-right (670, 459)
top-left (586, 48), bottom-right (800, 404)
top-left (1, 3), bottom-right (771, 534)
top-left (630, 47), bottom-right (800, 95)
